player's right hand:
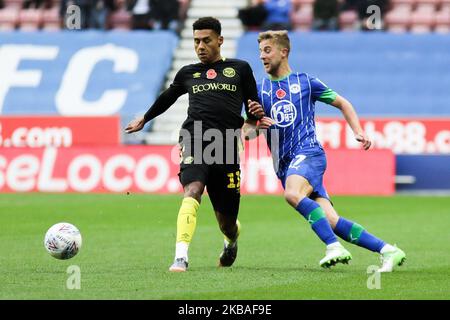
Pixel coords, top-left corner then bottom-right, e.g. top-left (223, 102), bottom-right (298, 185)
top-left (125, 117), bottom-right (145, 134)
top-left (355, 133), bottom-right (372, 150)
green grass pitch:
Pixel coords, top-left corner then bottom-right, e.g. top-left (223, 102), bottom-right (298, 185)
top-left (1, 193), bottom-right (449, 299)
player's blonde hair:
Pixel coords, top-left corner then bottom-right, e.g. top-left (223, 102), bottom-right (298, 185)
top-left (258, 30), bottom-right (291, 56)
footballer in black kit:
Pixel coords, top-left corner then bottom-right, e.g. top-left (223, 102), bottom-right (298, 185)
top-left (164, 58), bottom-right (259, 199)
top-left (125, 16), bottom-right (263, 272)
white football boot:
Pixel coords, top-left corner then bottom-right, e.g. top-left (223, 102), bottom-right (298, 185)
top-left (319, 242), bottom-right (352, 268)
top-left (378, 245), bottom-right (406, 273)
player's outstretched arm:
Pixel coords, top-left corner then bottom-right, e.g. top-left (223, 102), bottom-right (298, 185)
top-left (124, 81), bottom-right (186, 134)
top-left (125, 66), bottom-right (187, 134)
top-left (125, 117), bottom-right (145, 134)
top-left (331, 95), bottom-right (371, 150)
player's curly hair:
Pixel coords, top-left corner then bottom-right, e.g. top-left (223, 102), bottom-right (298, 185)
top-left (193, 17), bottom-right (222, 35)
top-left (258, 30), bottom-right (291, 56)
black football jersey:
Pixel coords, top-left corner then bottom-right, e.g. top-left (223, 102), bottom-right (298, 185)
top-left (144, 58), bottom-right (259, 135)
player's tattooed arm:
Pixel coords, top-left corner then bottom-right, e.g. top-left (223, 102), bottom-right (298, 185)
top-left (242, 119), bottom-right (258, 140)
top-left (331, 95), bottom-right (372, 150)
top-left (242, 117), bottom-right (275, 140)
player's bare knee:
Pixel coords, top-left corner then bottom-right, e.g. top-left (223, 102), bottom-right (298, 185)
top-left (284, 189), bottom-right (307, 208)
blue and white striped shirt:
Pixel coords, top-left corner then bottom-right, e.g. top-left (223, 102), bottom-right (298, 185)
top-left (257, 72), bottom-right (337, 169)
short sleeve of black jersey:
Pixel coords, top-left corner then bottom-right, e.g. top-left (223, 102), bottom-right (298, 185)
top-left (241, 62), bottom-right (261, 121)
top-left (143, 67), bottom-right (188, 123)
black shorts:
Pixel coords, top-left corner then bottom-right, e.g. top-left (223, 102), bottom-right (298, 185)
top-left (179, 162), bottom-right (241, 218)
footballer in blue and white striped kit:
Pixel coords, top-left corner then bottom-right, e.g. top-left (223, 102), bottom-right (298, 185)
top-left (243, 30), bottom-right (405, 272)
top-left (259, 72), bottom-right (335, 199)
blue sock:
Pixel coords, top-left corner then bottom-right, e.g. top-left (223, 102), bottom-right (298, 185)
top-left (334, 217), bottom-right (386, 252)
top-left (296, 198), bottom-right (337, 245)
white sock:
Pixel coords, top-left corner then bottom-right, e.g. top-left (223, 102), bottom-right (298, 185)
top-left (326, 241), bottom-right (343, 249)
top-left (380, 244), bottom-right (396, 254)
top-left (175, 242), bottom-right (189, 261)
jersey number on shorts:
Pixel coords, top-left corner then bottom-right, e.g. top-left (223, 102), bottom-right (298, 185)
top-left (227, 171), bottom-right (241, 189)
top-left (289, 155), bottom-right (306, 170)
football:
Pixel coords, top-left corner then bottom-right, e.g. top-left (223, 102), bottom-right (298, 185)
top-left (44, 222), bottom-right (82, 260)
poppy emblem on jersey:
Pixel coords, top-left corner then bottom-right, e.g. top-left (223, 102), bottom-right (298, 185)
top-left (276, 88), bottom-right (286, 99)
top-left (290, 84), bottom-right (300, 94)
top-left (223, 67), bottom-right (236, 78)
top-left (270, 100), bottom-right (297, 128)
top-left (206, 69), bottom-right (217, 79)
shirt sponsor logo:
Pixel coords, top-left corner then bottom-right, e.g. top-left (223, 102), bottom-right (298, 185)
top-left (192, 83), bottom-right (237, 94)
top-left (270, 100), bottom-right (297, 128)
top-left (206, 69), bottom-right (217, 79)
top-left (276, 88), bottom-right (286, 99)
top-left (193, 72), bottom-right (201, 78)
top-left (223, 67), bottom-right (236, 78)
top-left (290, 84), bottom-right (300, 94)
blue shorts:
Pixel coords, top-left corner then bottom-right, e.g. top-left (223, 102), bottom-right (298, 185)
top-left (278, 151), bottom-right (330, 201)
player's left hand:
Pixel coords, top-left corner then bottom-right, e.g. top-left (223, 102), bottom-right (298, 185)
top-left (355, 133), bottom-right (371, 150)
top-left (248, 99), bottom-right (265, 119)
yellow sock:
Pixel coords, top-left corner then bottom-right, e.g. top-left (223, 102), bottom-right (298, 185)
top-left (224, 219), bottom-right (241, 245)
top-left (176, 197), bottom-right (200, 244)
